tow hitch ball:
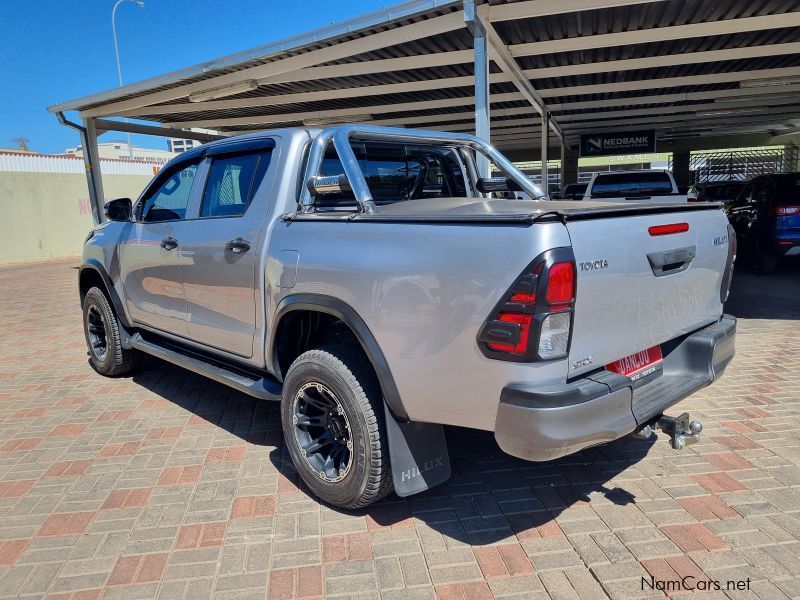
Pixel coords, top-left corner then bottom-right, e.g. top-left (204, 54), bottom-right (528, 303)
top-left (633, 413), bottom-right (703, 450)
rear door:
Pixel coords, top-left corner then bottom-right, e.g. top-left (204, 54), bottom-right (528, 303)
top-left (565, 207), bottom-right (730, 378)
top-left (177, 138), bottom-right (276, 358)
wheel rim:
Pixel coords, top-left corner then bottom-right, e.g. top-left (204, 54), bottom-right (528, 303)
top-left (86, 304), bottom-right (109, 362)
top-left (292, 382), bottom-right (352, 483)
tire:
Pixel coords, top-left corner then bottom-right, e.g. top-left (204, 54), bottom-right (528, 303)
top-left (281, 345), bottom-right (393, 509)
top-left (82, 286), bottom-right (141, 377)
top-left (756, 253), bottom-right (778, 276)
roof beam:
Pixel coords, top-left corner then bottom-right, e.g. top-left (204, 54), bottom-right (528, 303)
top-left (487, 0), bottom-right (671, 21)
top-left (478, 3), bottom-right (563, 140)
top-left (511, 12), bottom-right (800, 57)
top-left (251, 40), bottom-right (800, 91)
top-left (118, 39), bottom-right (800, 119)
top-left (161, 66), bottom-right (800, 129)
top-left (80, 11), bottom-right (466, 119)
top-left (94, 119), bottom-right (225, 141)
top-left (538, 67), bottom-right (800, 99)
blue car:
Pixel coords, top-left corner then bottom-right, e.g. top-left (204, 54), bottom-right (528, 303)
top-left (727, 173), bottom-right (800, 274)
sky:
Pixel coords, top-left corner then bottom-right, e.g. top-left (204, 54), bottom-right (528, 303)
top-left (0, 0), bottom-right (387, 154)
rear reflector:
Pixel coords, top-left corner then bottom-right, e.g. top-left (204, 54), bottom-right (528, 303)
top-left (648, 223), bottom-right (689, 236)
top-left (776, 206), bottom-right (800, 216)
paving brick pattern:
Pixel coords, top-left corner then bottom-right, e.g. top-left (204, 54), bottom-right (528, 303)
top-left (0, 258), bottom-right (798, 599)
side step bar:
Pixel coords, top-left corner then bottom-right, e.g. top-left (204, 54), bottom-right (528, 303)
top-left (131, 334), bottom-right (282, 401)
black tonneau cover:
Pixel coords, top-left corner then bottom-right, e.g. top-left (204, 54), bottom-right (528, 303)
top-left (287, 197), bottom-right (722, 224)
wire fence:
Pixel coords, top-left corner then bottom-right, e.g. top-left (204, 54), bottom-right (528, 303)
top-left (669, 148), bottom-right (797, 184)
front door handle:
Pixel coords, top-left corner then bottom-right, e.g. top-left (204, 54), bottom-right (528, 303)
top-left (225, 237), bottom-right (251, 254)
top-left (160, 236), bottom-right (178, 251)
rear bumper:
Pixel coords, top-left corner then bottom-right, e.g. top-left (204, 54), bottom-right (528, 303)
top-left (494, 314), bottom-right (736, 461)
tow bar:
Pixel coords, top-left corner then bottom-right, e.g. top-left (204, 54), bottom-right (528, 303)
top-left (632, 412), bottom-right (703, 450)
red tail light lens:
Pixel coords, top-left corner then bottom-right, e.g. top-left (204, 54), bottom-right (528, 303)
top-left (487, 313), bottom-right (532, 354)
top-left (648, 223), bottom-right (689, 236)
top-left (546, 262), bottom-right (575, 304)
top-left (776, 206), bottom-right (800, 216)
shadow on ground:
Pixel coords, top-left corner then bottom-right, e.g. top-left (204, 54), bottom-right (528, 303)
top-left (725, 259), bottom-right (800, 319)
top-left (131, 358), bottom-right (656, 545)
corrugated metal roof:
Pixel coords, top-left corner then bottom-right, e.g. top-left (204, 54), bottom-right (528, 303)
top-left (48, 0), bottom-right (800, 149)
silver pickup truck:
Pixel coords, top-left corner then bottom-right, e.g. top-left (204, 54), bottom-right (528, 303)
top-left (80, 125), bottom-right (736, 508)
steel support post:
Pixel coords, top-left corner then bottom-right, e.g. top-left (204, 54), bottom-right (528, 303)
top-left (82, 118), bottom-right (106, 224)
top-left (541, 111), bottom-right (549, 191)
top-left (465, 0), bottom-right (490, 178)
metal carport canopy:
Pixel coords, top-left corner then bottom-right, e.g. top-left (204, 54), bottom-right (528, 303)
top-left (49, 0), bottom-right (800, 217)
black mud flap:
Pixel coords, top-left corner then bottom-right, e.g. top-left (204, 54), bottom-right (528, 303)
top-left (384, 404), bottom-right (451, 497)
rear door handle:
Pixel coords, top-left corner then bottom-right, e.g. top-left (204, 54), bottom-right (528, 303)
top-left (160, 236), bottom-right (178, 251)
top-left (225, 237), bottom-right (251, 254)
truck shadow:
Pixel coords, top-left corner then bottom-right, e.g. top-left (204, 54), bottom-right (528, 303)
top-left (132, 359), bottom-right (656, 544)
top-left (725, 260), bottom-right (800, 320)
top-left (331, 427), bottom-right (655, 545)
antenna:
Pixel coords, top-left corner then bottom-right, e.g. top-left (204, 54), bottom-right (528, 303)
top-left (11, 137), bottom-right (30, 152)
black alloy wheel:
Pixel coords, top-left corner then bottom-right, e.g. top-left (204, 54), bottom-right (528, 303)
top-left (292, 382), bottom-right (353, 482)
top-left (86, 304), bottom-right (109, 362)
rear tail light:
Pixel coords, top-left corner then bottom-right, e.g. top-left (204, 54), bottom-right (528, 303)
top-left (478, 248), bottom-right (576, 362)
top-left (720, 223), bottom-right (737, 303)
top-left (776, 206), bottom-right (800, 216)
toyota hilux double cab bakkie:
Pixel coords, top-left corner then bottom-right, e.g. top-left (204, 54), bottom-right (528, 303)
top-left (80, 125), bottom-right (736, 508)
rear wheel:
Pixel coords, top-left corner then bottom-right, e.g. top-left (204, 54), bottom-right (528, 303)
top-left (281, 346), bottom-right (393, 509)
top-left (82, 287), bottom-right (141, 377)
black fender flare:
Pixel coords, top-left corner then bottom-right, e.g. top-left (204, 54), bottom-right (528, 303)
top-left (79, 260), bottom-right (134, 330)
top-left (268, 294), bottom-right (409, 422)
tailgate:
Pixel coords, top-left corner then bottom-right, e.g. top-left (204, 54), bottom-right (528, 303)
top-left (565, 207), bottom-right (730, 378)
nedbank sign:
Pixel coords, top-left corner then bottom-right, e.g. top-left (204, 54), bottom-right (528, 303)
top-left (580, 130), bottom-right (656, 157)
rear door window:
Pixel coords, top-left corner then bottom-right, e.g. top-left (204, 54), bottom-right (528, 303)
top-left (589, 172), bottom-right (673, 198)
top-left (199, 151), bottom-right (271, 218)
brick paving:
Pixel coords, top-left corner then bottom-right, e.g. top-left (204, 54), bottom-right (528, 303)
top-left (0, 257), bottom-right (798, 599)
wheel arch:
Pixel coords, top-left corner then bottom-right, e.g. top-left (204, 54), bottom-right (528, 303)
top-left (269, 294), bottom-right (409, 421)
top-left (79, 260), bottom-right (133, 329)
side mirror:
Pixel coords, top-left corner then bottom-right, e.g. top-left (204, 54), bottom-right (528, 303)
top-left (104, 198), bottom-right (132, 221)
top-left (307, 174), bottom-right (351, 196)
top-left (475, 177), bottom-right (523, 193)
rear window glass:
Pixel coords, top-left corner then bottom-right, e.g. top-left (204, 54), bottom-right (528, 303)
top-left (589, 172), bottom-right (673, 198)
top-left (563, 184), bottom-right (587, 196)
top-left (317, 141), bottom-right (468, 210)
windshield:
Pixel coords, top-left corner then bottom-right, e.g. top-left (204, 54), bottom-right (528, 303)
top-left (590, 172), bottom-right (674, 198)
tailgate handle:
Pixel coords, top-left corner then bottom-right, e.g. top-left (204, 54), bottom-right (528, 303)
top-left (647, 245), bottom-right (696, 277)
